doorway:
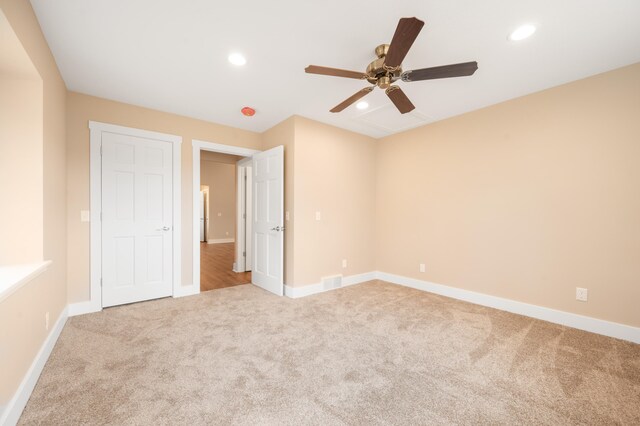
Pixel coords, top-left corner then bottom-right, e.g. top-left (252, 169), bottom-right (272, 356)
top-left (199, 150), bottom-right (251, 291)
top-left (192, 139), bottom-right (285, 298)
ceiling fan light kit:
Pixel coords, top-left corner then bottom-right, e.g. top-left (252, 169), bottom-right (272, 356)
top-left (305, 17), bottom-right (478, 114)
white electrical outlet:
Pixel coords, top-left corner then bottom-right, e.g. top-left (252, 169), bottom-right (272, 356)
top-left (225, 231), bottom-right (229, 236)
top-left (315, 211), bottom-right (322, 221)
top-left (217, 212), bottom-right (222, 217)
top-left (342, 259), bottom-right (348, 268)
top-left (576, 287), bottom-right (588, 302)
top-left (45, 312), bottom-right (50, 330)
top-left (419, 263), bottom-right (426, 273)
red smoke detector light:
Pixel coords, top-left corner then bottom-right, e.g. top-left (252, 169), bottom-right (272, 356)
top-left (241, 107), bottom-right (256, 116)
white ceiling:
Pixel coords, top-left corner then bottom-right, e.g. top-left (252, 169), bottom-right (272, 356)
top-left (30, 0), bottom-right (640, 138)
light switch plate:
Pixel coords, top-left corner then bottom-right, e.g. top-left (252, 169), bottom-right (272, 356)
top-left (285, 211), bottom-right (290, 221)
top-left (80, 210), bottom-right (90, 222)
top-left (315, 211), bottom-right (321, 221)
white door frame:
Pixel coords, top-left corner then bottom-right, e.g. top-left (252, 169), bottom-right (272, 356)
top-left (235, 157), bottom-right (253, 272)
top-left (86, 121), bottom-right (182, 314)
top-left (192, 139), bottom-right (260, 292)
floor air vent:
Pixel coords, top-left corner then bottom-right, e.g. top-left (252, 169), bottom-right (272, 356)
top-left (322, 275), bottom-right (343, 291)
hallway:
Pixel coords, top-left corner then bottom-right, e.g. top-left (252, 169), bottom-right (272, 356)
top-left (200, 242), bottom-right (251, 292)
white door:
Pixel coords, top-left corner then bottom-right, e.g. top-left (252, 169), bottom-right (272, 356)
top-left (245, 167), bottom-right (253, 270)
top-left (252, 145), bottom-right (284, 296)
top-left (199, 191), bottom-right (205, 242)
top-left (101, 132), bottom-right (173, 307)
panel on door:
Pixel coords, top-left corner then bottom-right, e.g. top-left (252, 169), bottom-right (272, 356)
top-left (252, 145), bottom-right (284, 296)
top-left (101, 132), bottom-right (173, 307)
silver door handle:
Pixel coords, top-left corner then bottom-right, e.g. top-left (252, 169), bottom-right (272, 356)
top-left (270, 226), bottom-right (285, 232)
top-left (157, 226), bottom-right (171, 231)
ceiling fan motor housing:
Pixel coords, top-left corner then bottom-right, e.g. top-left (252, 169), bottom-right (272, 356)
top-left (366, 44), bottom-right (402, 88)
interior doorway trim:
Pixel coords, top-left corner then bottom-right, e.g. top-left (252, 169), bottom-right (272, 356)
top-left (84, 121), bottom-right (182, 315)
top-left (235, 157), bottom-right (253, 273)
top-left (192, 139), bottom-right (260, 293)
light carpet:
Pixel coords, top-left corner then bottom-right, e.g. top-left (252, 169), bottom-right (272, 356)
top-left (19, 281), bottom-right (640, 425)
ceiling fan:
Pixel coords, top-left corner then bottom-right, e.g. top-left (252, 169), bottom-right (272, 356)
top-left (305, 17), bottom-right (478, 114)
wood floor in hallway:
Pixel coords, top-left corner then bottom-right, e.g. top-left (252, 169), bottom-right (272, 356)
top-left (200, 242), bottom-right (251, 292)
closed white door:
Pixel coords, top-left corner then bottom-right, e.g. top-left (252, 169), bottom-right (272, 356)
top-left (101, 132), bottom-right (173, 307)
top-left (252, 145), bottom-right (284, 296)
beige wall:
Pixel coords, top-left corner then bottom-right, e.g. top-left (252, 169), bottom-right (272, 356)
top-left (201, 150), bottom-right (243, 165)
top-left (201, 160), bottom-right (236, 241)
top-left (66, 92), bottom-right (261, 302)
top-left (292, 116), bottom-right (377, 286)
top-left (376, 63), bottom-right (640, 327)
top-left (262, 117), bottom-right (296, 284)
top-left (0, 78), bottom-right (42, 264)
top-left (0, 0), bottom-right (67, 410)
top-left (263, 115), bottom-right (379, 287)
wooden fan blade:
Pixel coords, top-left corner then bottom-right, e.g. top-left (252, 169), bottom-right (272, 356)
top-left (305, 65), bottom-right (366, 80)
top-left (384, 17), bottom-right (425, 69)
top-left (401, 61), bottom-right (478, 82)
top-left (330, 87), bottom-right (374, 113)
top-left (385, 86), bottom-right (415, 114)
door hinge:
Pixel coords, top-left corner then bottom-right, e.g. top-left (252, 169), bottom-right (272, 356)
top-left (100, 211), bottom-right (102, 221)
top-left (243, 251), bottom-right (246, 257)
top-left (100, 277), bottom-right (103, 286)
top-left (100, 145), bottom-right (103, 156)
top-left (242, 213), bottom-right (246, 219)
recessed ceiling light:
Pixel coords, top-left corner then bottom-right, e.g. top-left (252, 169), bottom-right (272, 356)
top-left (356, 101), bottom-right (369, 110)
top-left (509, 24), bottom-right (536, 41)
top-left (228, 53), bottom-right (247, 66)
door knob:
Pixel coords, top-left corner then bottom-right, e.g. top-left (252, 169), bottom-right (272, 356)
top-left (270, 226), bottom-right (285, 232)
top-left (157, 226), bottom-right (171, 231)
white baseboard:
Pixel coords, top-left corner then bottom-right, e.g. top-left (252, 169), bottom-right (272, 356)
top-left (173, 283), bottom-right (200, 298)
top-left (69, 284), bottom-right (200, 313)
top-left (68, 299), bottom-right (101, 317)
top-left (284, 271), bottom-right (376, 298)
top-left (284, 282), bottom-right (323, 298)
top-left (342, 271), bottom-right (377, 287)
top-left (282, 270), bottom-right (639, 343)
top-left (207, 238), bottom-right (235, 244)
top-left (377, 271), bottom-right (640, 344)
top-left (0, 307), bottom-right (68, 426)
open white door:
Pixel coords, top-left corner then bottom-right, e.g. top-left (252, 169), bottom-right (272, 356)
top-left (251, 145), bottom-right (284, 296)
top-left (199, 191), bottom-right (205, 242)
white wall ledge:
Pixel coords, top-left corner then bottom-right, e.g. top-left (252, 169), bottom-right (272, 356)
top-left (0, 260), bottom-right (52, 303)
